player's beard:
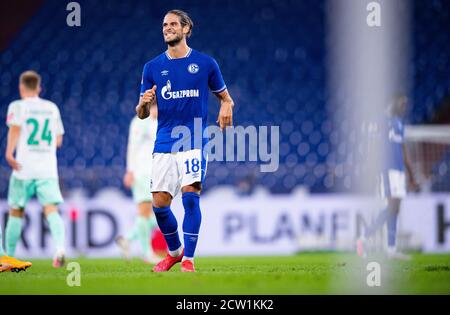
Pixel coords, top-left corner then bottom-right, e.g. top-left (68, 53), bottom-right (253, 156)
top-left (165, 32), bottom-right (184, 47)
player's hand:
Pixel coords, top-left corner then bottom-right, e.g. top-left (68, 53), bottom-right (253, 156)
top-left (136, 86), bottom-right (157, 119)
top-left (217, 102), bottom-right (233, 130)
top-left (5, 153), bottom-right (21, 171)
top-left (123, 171), bottom-right (135, 189)
top-left (142, 85), bottom-right (157, 104)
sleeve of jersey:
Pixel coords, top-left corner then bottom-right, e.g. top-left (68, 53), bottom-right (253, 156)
top-left (208, 58), bottom-right (227, 94)
top-left (55, 107), bottom-right (65, 135)
top-left (140, 63), bottom-right (155, 97)
top-left (6, 102), bottom-right (22, 127)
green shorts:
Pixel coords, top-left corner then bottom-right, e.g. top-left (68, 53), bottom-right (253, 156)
top-left (8, 176), bottom-right (64, 209)
top-left (131, 177), bottom-right (153, 204)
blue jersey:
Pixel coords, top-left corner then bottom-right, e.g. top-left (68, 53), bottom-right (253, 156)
top-left (363, 115), bottom-right (405, 173)
top-left (140, 48), bottom-right (226, 153)
top-left (386, 115), bottom-right (404, 171)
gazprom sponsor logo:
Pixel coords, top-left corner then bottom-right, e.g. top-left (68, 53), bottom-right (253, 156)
top-left (161, 80), bottom-right (200, 100)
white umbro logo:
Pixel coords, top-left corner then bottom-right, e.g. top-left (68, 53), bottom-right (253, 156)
top-left (188, 63), bottom-right (199, 74)
top-left (161, 70), bottom-right (169, 76)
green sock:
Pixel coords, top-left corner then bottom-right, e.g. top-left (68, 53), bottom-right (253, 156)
top-left (0, 226), bottom-right (5, 256)
top-left (6, 216), bottom-right (23, 257)
top-left (136, 216), bottom-right (151, 257)
top-left (47, 212), bottom-right (66, 253)
top-left (148, 215), bottom-right (158, 231)
top-left (126, 221), bottom-right (140, 241)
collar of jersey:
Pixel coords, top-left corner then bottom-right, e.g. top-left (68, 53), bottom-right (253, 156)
top-left (165, 47), bottom-right (192, 60)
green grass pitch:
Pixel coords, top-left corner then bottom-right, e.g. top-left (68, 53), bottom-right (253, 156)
top-left (1, 253), bottom-right (449, 294)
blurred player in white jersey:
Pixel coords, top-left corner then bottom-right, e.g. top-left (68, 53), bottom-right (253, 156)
top-left (4, 71), bottom-right (66, 268)
top-left (357, 95), bottom-right (418, 260)
top-left (116, 103), bottom-right (160, 264)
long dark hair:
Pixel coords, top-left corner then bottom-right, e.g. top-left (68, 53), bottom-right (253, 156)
top-left (166, 9), bottom-right (194, 38)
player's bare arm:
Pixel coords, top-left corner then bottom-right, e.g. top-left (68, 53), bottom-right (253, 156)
top-left (402, 143), bottom-right (419, 190)
top-left (5, 125), bottom-right (21, 171)
top-left (215, 89), bottom-right (234, 130)
top-left (56, 135), bottom-right (63, 148)
top-left (136, 85), bottom-right (157, 119)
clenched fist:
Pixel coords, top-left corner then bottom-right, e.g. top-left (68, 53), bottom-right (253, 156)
top-left (142, 85), bottom-right (157, 104)
top-left (136, 85), bottom-right (157, 119)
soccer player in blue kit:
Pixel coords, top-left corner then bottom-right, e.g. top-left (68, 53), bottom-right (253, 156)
top-left (136, 10), bottom-right (234, 272)
top-left (357, 95), bottom-right (419, 260)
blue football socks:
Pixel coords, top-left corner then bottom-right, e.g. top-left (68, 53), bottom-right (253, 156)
top-left (153, 205), bottom-right (182, 255)
top-left (182, 192), bottom-right (202, 259)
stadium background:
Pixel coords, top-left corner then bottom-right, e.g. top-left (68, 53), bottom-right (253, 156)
top-left (0, 0), bottom-right (449, 258)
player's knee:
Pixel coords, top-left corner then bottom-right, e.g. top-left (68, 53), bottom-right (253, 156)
top-left (181, 182), bottom-right (202, 193)
top-left (138, 201), bottom-right (152, 217)
top-left (43, 204), bottom-right (58, 217)
top-left (152, 192), bottom-right (172, 208)
top-left (9, 209), bottom-right (24, 218)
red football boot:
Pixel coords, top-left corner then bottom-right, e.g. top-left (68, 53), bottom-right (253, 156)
top-left (180, 259), bottom-right (195, 272)
top-left (152, 250), bottom-right (184, 272)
